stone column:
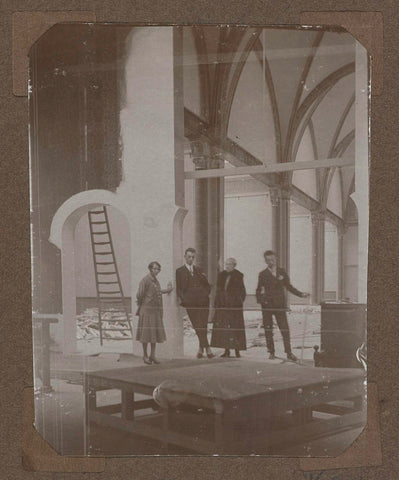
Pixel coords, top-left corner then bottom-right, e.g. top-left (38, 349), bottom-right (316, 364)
top-left (194, 177), bottom-right (209, 272)
top-left (311, 211), bottom-right (325, 304)
top-left (192, 143), bottom-right (223, 287)
top-left (270, 187), bottom-right (290, 271)
top-left (118, 26), bottom-right (185, 358)
top-left (337, 225), bottom-right (345, 300)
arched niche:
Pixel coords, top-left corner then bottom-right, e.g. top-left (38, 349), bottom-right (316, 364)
top-left (49, 190), bottom-right (130, 353)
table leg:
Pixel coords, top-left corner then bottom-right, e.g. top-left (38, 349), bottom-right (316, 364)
top-left (161, 407), bottom-right (169, 453)
top-left (84, 378), bottom-right (97, 456)
top-left (214, 401), bottom-right (230, 453)
top-left (121, 391), bottom-right (135, 420)
top-left (214, 413), bottom-right (225, 453)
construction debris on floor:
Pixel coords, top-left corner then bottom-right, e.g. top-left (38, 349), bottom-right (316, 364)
top-left (76, 308), bottom-right (133, 340)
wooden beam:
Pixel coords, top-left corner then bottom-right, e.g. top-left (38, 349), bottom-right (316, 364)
top-left (185, 157), bottom-right (354, 179)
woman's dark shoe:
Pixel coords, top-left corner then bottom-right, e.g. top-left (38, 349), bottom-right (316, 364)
top-left (149, 356), bottom-right (160, 364)
top-left (220, 350), bottom-right (230, 358)
top-left (269, 353), bottom-right (276, 360)
top-left (206, 351), bottom-right (215, 359)
top-left (143, 356), bottom-right (152, 365)
top-left (235, 349), bottom-right (241, 358)
top-left (196, 352), bottom-right (204, 359)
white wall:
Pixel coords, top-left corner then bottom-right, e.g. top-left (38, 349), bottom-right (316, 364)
top-left (183, 28), bottom-right (203, 119)
top-left (292, 127), bottom-right (318, 200)
top-left (290, 215), bottom-right (312, 295)
top-left (327, 169), bottom-right (343, 218)
top-left (224, 193), bottom-right (272, 293)
top-left (228, 50), bottom-right (276, 163)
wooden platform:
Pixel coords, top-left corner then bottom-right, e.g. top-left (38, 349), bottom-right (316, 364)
top-left (84, 358), bottom-right (366, 455)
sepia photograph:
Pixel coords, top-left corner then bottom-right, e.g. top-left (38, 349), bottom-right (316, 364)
top-left (29, 24), bottom-right (368, 456)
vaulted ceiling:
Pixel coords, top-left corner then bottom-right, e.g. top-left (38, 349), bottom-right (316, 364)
top-left (183, 26), bottom-right (358, 225)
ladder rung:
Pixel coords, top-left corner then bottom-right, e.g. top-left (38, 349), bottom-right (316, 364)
top-left (100, 301), bottom-right (125, 308)
top-left (92, 232), bottom-right (109, 235)
top-left (102, 328), bottom-right (132, 332)
top-left (100, 303), bottom-right (125, 307)
top-left (98, 281), bottom-right (119, 284)
top-left (94, 241), bottom-right (111, 245)
top-left (95, 252), bottom-right (113, 256)
top-left (96, 262), bottom-right (114, 265)
top-left (89, 210), bottom-right (105, 215)
top-left (99, 297), bottom-right (124, 301)
top-left (100, 320), bottom-right (130, 324)
top-left (97, 312), bottom-right (130, 324)
top-left (96, 271), bottom-right (117, 275)
top-left (90, 221), bottom-right (107, 224)
top-left (101, 337), bottom-right (132, 340)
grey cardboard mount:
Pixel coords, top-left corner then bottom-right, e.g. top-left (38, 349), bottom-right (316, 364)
top-left (2, 4), bottom-right (394, 479)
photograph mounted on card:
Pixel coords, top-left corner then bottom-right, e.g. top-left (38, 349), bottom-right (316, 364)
top-left (29, 23), bottom-right (369, 456)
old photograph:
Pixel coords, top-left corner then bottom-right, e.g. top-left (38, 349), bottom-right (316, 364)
top-left (30, 24), bottom-right (369, 456)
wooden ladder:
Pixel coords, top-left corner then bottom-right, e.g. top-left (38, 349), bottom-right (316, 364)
top-left (88, 206), bottom-right (133, 345)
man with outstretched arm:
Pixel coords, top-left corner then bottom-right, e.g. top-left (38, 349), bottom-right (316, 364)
top-left (256, 250), bottom-right (310, 361)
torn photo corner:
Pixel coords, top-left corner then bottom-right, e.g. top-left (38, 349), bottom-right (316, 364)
top-left (29, 23), bottom-right (369, 457)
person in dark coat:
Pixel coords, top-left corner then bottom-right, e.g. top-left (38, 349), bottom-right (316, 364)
top-left (256, 250), bottom-right (310, 362)
top-left (211, 258), bottom-right (247, 358)
top-left (176, 247), bottom-right (215, 359)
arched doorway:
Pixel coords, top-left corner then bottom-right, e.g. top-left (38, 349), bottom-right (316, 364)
top-left (49, 190), bottom-right (130, 353)
top-left (74, 205), bottom-right (131, 352)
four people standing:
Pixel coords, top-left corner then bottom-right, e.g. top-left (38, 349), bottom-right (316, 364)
top-left (136, 248), bottom-right (309, 364)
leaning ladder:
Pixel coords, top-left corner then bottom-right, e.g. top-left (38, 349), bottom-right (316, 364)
top-left (88, 206), bottom-right (133, 345)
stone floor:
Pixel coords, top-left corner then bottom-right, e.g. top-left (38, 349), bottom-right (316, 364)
top-left (33, 308), bottom-right (365, 457)
top-left (70, 308), bottom-right (321, 361)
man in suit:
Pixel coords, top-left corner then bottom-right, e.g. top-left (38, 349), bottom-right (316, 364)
top-left (256, 250), bottom-right (310, 361)
top-left (176, 248), bottom-right (215, 359)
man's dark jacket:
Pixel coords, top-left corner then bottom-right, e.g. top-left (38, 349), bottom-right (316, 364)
top-left (176, 265), bottom-right (211, 307)
top-left (256, 267), bottom-right (303, 310)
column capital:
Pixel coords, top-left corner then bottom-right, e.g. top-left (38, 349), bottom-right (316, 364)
top-left (311, 210), bottom-right (326, 225)
top-left (269, 187), bottom-right (280, 207)
top-left (189, 141), bottom-right (224, 170)
top-left (279, 187), bottom-right (292, 200)
top-left (337, 223), bottom-right (347, 238)
top-left (269, 186), bottom-right (291, 206)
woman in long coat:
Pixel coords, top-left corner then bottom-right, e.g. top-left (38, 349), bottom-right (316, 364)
top-left (210, 258), bottom-right (247, 358)
top-left (136, 261), bottom-right (173, 364)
